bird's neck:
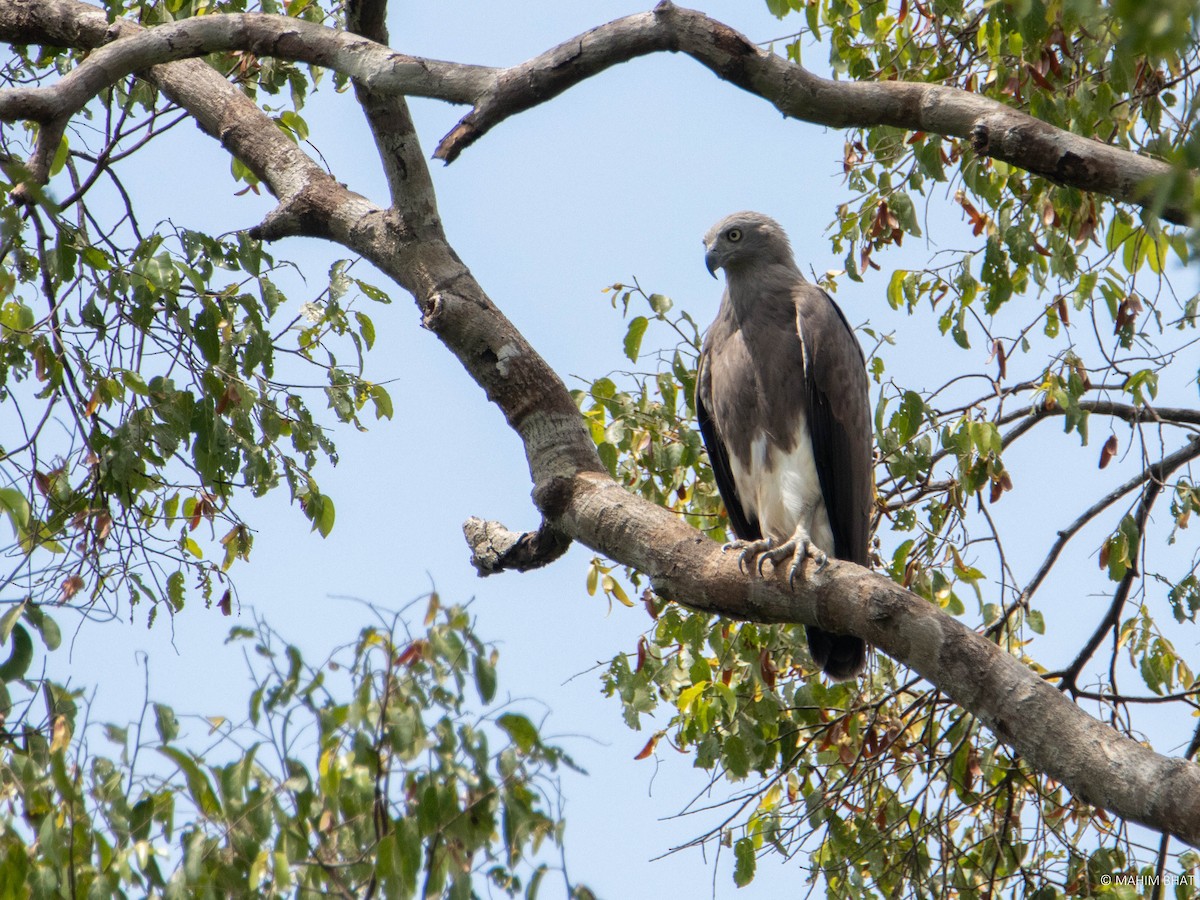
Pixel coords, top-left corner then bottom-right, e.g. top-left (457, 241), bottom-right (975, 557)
top-left (724, 259), bottom-right (805, 313)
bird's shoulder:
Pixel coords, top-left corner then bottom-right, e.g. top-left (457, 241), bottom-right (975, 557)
top-left (791, 282), bottom-right (865, 365)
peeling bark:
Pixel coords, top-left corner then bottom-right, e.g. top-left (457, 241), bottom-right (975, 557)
top-left (3, 0), bottom-right (1200, 848)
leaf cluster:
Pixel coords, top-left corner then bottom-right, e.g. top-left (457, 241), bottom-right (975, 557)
top-left (0, 596), bottom-right (583, 898)
top-left (0, 27), bottom-right (395, 638)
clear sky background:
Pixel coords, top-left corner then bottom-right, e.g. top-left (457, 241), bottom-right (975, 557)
top-left (33, 0), bottom-right (1199, 896)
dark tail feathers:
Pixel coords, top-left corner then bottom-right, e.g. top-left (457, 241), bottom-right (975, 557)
top-left (806, 626), bottom-right (867, 681)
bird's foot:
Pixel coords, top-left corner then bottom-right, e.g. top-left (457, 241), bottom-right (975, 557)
top-left (724, 530), bottom-right (827, 585)
top-left (722, 537), bottom-right (774, 576)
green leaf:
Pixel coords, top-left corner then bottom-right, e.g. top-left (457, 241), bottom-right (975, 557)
top-left (526, 864), bottom-right (548, 900)
top-left (678, 681), bottom-right (707, 712)
top-left (1027, 609), bottom-right (1045, 635)
top-left (623, 316), bottom-right (649, 363)
top-left (167, 571), bottom-right (185, 611)
top-left (157, 746), bottom-right (221, 816)
top-left (24, 606), bottom-right (61, 651)
top-left (474, 653), bottom-right (497, 705)
top-left (888, 192), bottom-right (922, 237)
top-left (892, 391), bottom-right (924, 443)
top-left (370, 384), bottom-right (393, 420)
top-left (0, 625), bottom-right (33, 682)
top-left (316, 494), bottom-right (335, 538)
top-left (193, 304), bottom-right (221, 365)
top-left (497, 713), bottom-right (539, 754)
top-left (733, 837), bottom-right (757, 887)
top-left (355, 311), bottom-right (376, 350)
top-left (0, 488), bottom-right (31, 539)
top-left (0, 601), bottom-right (26, 645)
top-left (50, 134), bottom-right (69, 177)
top-left (597, 442), bottom-right (618, 477)
top-left (278, 110), bottom-right (310, 142)
top-left (354, 278), bottom-right (392, 303)
top-left (155, 703), bottom-right (180, 743)
top-left (886, 269), bottom-right (907, 310)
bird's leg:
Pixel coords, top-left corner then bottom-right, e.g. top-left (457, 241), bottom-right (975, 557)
top-left (725, 523), bottom-right (828, 585)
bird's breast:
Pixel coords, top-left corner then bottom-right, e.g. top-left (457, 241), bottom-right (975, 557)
top-left (728, 418), bottom-right (834, 554)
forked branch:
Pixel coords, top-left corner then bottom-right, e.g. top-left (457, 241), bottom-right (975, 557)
top-left (0, 0), bottom-right (1193, 223)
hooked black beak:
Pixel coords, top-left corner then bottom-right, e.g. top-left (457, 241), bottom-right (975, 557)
top-left (704, 248), bottom-right (720, 279)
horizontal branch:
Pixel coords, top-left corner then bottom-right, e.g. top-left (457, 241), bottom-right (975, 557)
top-left (998, 398), bottom-right (1200, 432)
top-left (0, 12), bottom-right (489, 120)
top-left (0, 10), bottom-right (490, 187)
top-left (431, 2), bottom-right (1193, 224)
top-left (1, 1), bottom-right (1192, 223)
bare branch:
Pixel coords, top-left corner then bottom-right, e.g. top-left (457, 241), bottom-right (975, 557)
top-left (0, 12), bottom-right (487, 120)
top-left (431, 2), bottom-right (1193, 223)
top-left (1, 1), bottom-right (1192, 222)
top-left (998, 399), bottom-right (1200, 433)
top-left (1016, 437), bottom-right (1200, 619)
top-left (0, 8), bottom-right (488, 194)
top-left (462, 517), bottom-right (572, 576)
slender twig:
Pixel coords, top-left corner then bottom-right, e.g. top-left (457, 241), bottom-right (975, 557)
top-left (991, 437), bottom-right (1200, 636)
top-left (1056, 438), bottom-right (1200, 690)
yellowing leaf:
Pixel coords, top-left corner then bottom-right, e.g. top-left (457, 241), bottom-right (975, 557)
top-left (602, 574), bottom-right (634, 607)
top-left (677, 681), bottom-right (707, 712)
top-left (50, 715), bottom-right (72, 755)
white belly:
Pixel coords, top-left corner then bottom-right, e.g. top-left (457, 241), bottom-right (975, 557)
top-left (729, 419), bottom-right (834, 554)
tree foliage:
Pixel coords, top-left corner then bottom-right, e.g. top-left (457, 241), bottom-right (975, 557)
top-left (0, 596), bottom-right (576, 897)
top-left (1, 0), bottom-right (1200, 896)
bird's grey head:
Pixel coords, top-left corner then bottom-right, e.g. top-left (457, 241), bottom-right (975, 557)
top-left (703, 211), bottom-right (795, 278)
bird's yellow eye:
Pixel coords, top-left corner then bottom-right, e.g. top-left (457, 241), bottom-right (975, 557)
top-left (727, 228), bottom-right (743, 242)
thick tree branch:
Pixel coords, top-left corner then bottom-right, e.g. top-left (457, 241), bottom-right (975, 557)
top-left (1, 1), bottom-right (1193, 223)
top-left (0, 8), bottom-right (487, 192)
top-left (7, 0), bottom-right (1200, 850)
top-left (430, 2), bottom-right (1193, 224)
top-left (0, 11), bottom-right (487, 118)
top-left (503, 472), bottom-right (1200, 846)
top-left (344, 0), bottom-right (440, 223)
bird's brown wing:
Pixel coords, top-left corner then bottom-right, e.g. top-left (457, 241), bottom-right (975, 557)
top-left (697, 347), bottom-right (761, 542)
top-left (795, 282), bottom-right (873, 566)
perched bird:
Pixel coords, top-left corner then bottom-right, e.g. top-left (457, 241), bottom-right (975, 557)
top-left (696, 211), bottom-right (873, 680)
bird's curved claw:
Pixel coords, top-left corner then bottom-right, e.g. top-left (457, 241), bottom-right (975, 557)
top-left (725, 532), bottom-right (827, 585)
top-left (787, 543), bottom-right (828, 587)
top-left (721, 537), bottom-right (772, 575)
